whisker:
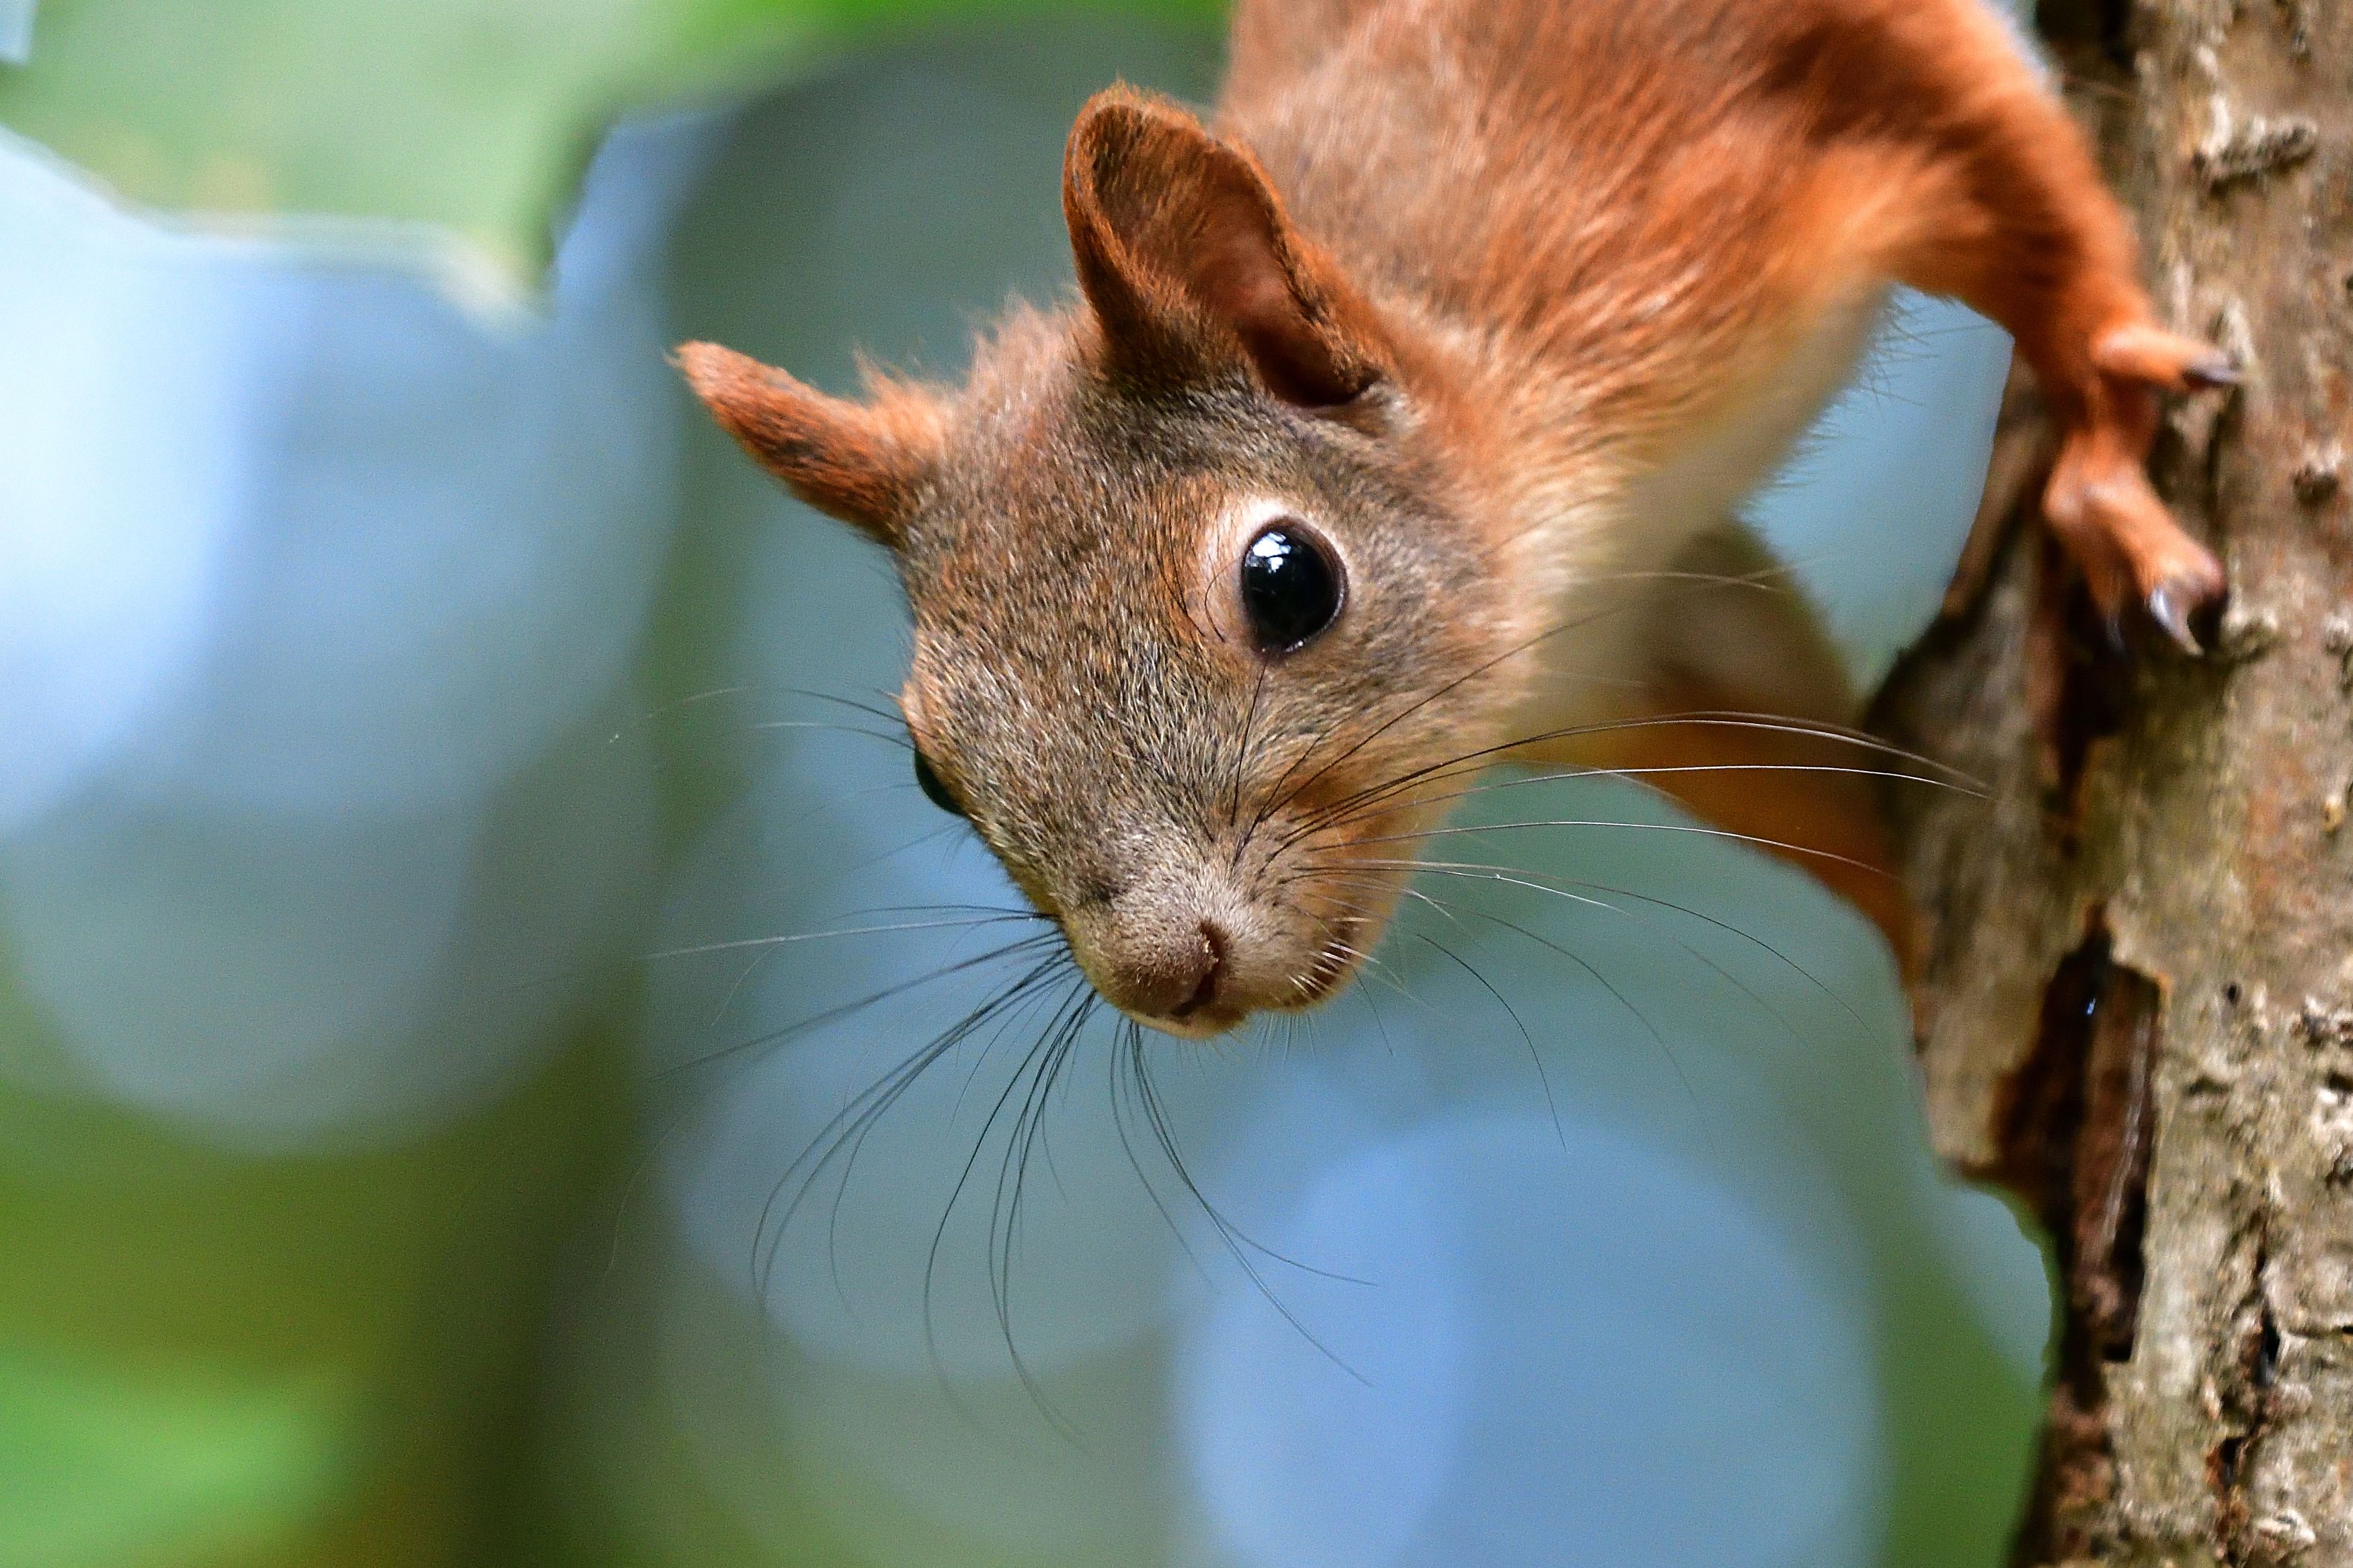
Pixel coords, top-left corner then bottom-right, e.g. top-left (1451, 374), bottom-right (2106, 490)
top-left (1275, 711), bottom-right (1977, 860)
top-left (651, 930), bottom-right (1067, 1083)
top-left (832, 820), bottom-right (969, 880)
top-left (597, 683), bottom-right (756, 751)
top-left (1124, 1029), bottom-right (1374, 1384)
top-left (761, 970), bottom-right (1079, 1389)
top-left (951, 955), bottom-right (1080, 1122)
top-left (1098, 1030), bottom-right (1377, 1299)
top-left (639, 910), bottom-right (1050, 966)
top-left (1228, 665), bottom-right (1270, 842)
top-left (1322, 816), bottom-right (1895, 879)
top-left (1351, 857), bottom-right (1871, 1036)
top-left (768, 780), bottom-right (940, 843)
top-left (1107, 1019), bottom-right (1213, 1285)
top-left (1289, 888), bottom-right (1440, 1015)
top-left (770, 686), bottom-right (913, 731)
top-left (914, 972), bottom-right (1095, 1439)
top-left (1349, 860), bottom-right (1808, 1044)
top-left (830, 960), bottom-right (1076, 1309)
top-left (1308, 870), bottom-right (1474, 938)
top-left (670, 684), bottom-right (754, 708)
top-left (1348, 955), bottom-right (1404, 1057)
top-left (1233, 569), bottom-right (1836, 853)
top-left (747, 719), bottom-right (914, 751)
top-left (626, 684), bottom-right (912, 747)
top-left (749, 946), bottom-right (1077, 1298)
top-left (598, 925), bottom-right (1064, 1282)
top-left (1342, 758), bottom-right (1979, 827)
top-left (1404, 926), bottom-right (1560, 1145)
top-left (1368, 874), bottom-right (1700, 1149)
top-left (996, 996), bottom-right (1099, 1369)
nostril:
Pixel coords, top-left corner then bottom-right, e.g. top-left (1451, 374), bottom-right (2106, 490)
top-left (1169, 920), bottom-right (1228, 1020)
top-left (1199, 919), bottom-right (1228, 971)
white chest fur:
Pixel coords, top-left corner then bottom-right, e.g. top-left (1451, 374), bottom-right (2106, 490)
top-left (1513, 286), bottom-right (1889, 736)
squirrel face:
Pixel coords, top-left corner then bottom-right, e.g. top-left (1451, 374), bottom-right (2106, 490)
top-left (684, 89), bottom-right (1531, 1036)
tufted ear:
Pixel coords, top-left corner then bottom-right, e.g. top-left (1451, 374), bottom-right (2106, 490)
top-left (676, 341), bottom-right (943, 545)
top-left (1062, 87), bottom-right (1389, 408)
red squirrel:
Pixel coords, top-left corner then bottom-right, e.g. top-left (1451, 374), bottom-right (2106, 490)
top-left (680, 0), bottom-right (2231, 1038)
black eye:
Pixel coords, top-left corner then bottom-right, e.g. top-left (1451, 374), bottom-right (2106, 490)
top-left (1239, 523), bottom-right (1343, 653)
top-left (912, 751), bottom-right (965, 817)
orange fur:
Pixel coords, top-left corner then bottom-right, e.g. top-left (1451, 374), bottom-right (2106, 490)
top-left (1527, 694), bottom-right (1916, 969)
top-left (1225, 0), bottom-right (2226, 634)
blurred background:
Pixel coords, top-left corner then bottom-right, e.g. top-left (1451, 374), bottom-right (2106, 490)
top-left (0, 3), bottom-right (2058, 1565)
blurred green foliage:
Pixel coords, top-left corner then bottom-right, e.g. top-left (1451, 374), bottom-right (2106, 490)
top-left (4, 1344), bottom-right (345, 1565)
top-left (0, 1029), bottom-right (631, 1567)
top-left (0, 0), bottom-right (1220, 284)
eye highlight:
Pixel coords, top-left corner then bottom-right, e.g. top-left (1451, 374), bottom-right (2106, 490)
top-left (1239, 522), bottom-right (1343, 653)
top-left (912, 751), bottom-right (966, 817)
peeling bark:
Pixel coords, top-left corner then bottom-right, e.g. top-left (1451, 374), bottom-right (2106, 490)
top-left (1869, 1), bottom-right (2353, 1561)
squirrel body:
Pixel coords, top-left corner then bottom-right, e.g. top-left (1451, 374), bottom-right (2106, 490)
top-left (684, 0), bottom-right (2229, 1034)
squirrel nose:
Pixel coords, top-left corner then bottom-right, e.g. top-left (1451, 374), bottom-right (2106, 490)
top-left (1103, 917), bottom-right (1227, 1024)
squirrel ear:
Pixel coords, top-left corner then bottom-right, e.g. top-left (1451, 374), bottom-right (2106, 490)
top-left (1063, 87), bottom-right (1387, 408)
top-left (676, 341), bottom-right (941, 544)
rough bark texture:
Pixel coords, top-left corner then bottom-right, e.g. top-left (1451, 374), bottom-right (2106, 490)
top-left (1870, 1), bottom-right (2353, 1562)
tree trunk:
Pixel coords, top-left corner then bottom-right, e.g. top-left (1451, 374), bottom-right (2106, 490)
top-left (1870, 1), bottom-right (2353, 1561)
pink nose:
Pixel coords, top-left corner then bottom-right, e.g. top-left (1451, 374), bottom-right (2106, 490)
top-left (1101, 918), bottom-right (1227, 1022)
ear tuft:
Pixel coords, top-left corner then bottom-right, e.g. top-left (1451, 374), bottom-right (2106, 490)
top-left (676, 340), bottom-right (941, 543)
top-left (1063, 87), bottom-right (1387, 408)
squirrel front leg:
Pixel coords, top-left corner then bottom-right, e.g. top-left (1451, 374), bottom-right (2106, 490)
top-left (1807, 0), bottom-right (2233, 647)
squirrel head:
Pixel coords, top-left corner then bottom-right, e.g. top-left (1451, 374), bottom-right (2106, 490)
top-left (682, 87), bottom-right (1539, 1037)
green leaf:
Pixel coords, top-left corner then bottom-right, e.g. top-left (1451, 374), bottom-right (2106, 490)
top-left (0, 0), bottom-right (1220, 289)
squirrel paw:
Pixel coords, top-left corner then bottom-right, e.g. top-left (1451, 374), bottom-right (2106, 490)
top-left (2040, 321), bottom-right (2234, 652)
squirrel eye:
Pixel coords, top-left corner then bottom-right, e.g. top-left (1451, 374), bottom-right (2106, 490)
top-left (912, 751), bottom-right (966, 817)
top-left (1239, 522), bottom-right (1343, 653)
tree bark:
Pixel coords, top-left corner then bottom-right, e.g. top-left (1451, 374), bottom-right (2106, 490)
top-left (1870, 1), bottom-right (2353, 1562)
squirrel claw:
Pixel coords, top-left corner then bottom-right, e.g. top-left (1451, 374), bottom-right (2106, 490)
top-left (2145, 583), bottom-right (2201, 654)
top-left (2091, 321), bottom-right (2239, 394)
top-left (2181, 354), bottom-right (2241, 390)
top-left (2141, 561), bottom-right (2229, 655)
